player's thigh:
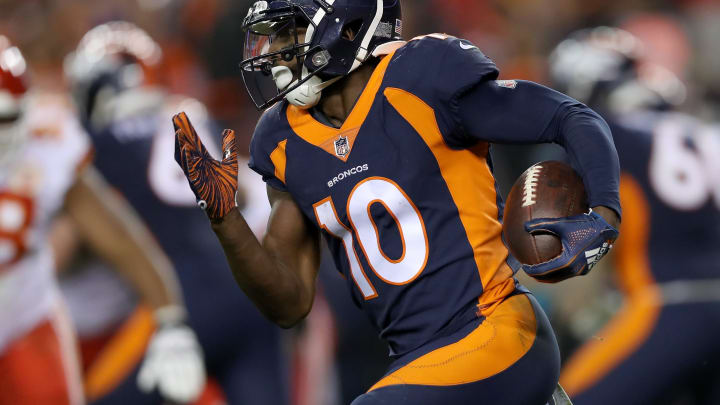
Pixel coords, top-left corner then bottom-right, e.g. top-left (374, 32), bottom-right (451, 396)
top-left (0, 312), bottom-right (83, 405)
top-left (353, 294), bottom-right (559, 405)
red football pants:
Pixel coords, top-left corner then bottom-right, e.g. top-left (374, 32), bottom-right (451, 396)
top-left (0, 309), bottom-right (84, 405)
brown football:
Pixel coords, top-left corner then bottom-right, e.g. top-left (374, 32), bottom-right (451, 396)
top-left (502, 161), bottom-right (589, 265)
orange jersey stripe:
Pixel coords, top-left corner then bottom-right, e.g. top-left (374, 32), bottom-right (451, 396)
top-left (560, 174), bottom-right (661, 396)
top-left (369, 294), bottom-right (537, 390)
top-left (84, 305), bottom-right (155, 401)
top-left (270, 139), bottom-right (288, 184)
top-left (286, 51), bottom-right (396, 161)
top-left (383, 87), bottom-right (513, 296)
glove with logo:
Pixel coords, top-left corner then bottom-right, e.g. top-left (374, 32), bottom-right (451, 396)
top-left (522, 209), bottom-right (619, 283)
top-left (173, 112), bottom-right (238, 222)
top-left (137, 306), bottom-right (205, 403)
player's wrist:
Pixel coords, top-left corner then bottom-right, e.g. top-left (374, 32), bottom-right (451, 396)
top-left (591, 205), bottom-right (620, 229)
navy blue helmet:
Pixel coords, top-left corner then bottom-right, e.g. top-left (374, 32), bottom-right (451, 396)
top-left (240, 0), bottom-right (403, 110)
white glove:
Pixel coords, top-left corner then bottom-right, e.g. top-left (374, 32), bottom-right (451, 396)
top-left (137, 309), bottom-right (205, 403)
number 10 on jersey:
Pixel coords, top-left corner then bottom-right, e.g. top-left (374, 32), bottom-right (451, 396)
top-left (313, 177), bottom-right (429, 299)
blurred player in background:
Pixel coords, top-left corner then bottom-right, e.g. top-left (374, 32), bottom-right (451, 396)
top-left (63, 21), bottom-right (288, 405)
top-left (550, 26), bottom-right (720, 404)
top-left (0, 35), bottom-right (204, 405)
top-left (172, 0), bottom-right (622, 403)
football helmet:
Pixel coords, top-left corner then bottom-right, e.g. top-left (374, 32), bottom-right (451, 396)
top-left (549, 26), bottom-right (686, 114)
top-left (65, 21), bottom-right (163, 132)
top-left (0, 35), bottom-right (29, 170)
top-left (240, 0), bottom-right (403, 110)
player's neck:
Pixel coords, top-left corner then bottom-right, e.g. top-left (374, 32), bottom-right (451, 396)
top-left (317, 62), bottom-right (377, 128)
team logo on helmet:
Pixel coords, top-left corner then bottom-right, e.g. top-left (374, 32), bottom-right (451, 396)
top-left (334, 136), bottom-right (349, 158)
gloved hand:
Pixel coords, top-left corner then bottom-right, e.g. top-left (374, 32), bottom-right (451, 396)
top-left (137, 307), bottom-right (205, 403)
top-left (522, 209), bottom-right (619, 283)
top-left (173, 111), bottom-right (238, 221)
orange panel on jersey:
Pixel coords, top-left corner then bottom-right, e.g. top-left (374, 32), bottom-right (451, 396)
top-left (270, 139), bottom-right (288, 184)
top-left (84, 305), bottom-right (155, 401)
top-left (560, 174), bottom-right (661, 396)
top-left (369, 294), bottom-right (536, 390)
top-left (286, 51), bottom-right (396, 161)
top-left (384, 87), bottom-right (513, 296)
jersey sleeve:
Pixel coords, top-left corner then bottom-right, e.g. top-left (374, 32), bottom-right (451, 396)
top-left (423, 35), bottom-right (500, 147)
top-left (248, 104), bottom-right (289, 192)
top-left (431, 36), bottom-right (500, 105)
top-left (455, 80), bottom-right (621, 217)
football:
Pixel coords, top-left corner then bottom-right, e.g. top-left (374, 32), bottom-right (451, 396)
top-left (502, 161), bottom-right (589, 265)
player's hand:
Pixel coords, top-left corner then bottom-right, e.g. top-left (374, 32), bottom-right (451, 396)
top-left (137, 317), bottom-right (205, 403)
top-left (522, 209), bottom-right (619, 283)
top-left (173, 111), bottom-right (238, 221)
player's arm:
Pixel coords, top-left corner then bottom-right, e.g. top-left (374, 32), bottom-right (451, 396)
top-left (455, 80), bottom-right (620, 280)
top-left (456, 79), bottom-right (620, 225)
top-left (211, 188), bottom-right (320, 328)
top-left (64, 166), bottom-right (205, 403)
top-left (173, 112), bottom-right (320, 328)
top-left (64, 166), bottom-right (182, 310)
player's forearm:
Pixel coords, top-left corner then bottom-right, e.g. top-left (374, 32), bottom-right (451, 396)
top-left (211, 209), bottom-right (316, 328)
top-left (556, 107), bottom-right (622, 219)
top-left (66, 167), bottom-right (183, 310)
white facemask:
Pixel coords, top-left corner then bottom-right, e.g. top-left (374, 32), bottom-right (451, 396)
top-left (271, 65), bottom-right (323, 109)
top-left (271, 65), bottom-right (341, 109)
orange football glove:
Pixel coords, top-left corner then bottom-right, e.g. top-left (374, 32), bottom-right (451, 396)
top-left (173, 112), bottom-right (238, 221)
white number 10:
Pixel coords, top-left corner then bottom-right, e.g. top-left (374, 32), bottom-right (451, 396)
top-left (313, 177), bottom-right (429, 299)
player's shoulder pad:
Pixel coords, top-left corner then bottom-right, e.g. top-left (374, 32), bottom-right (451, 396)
top-left (389, 34), bottom-right (499, 101)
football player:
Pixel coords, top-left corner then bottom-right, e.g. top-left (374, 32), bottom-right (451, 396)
top-left (0, 36), bottom-right (203, 405)
top-left (550, 26), bottom-right (720, 404)
top-left (174, 1), bottom-right (621, 403)
top-left (64, 22), bottom-right (288, 405)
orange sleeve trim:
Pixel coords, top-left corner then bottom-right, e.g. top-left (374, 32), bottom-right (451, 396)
top-left (384, 87), bottom-right (510, 291)
top-left (270, 139), bottom-right (288, 184)
top-left (369, 294), bottom-right (536, 390)
top-left (560, 174), bottom-right (661, 396)
top-left (84, 305), bottom-right (155, 401)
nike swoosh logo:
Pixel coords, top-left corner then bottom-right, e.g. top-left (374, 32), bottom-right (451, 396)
top-left (459, 42), bottom-right (477, 50)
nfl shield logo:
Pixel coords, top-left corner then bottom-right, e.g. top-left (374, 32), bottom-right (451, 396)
top-left (334, 136), bottom-right (349, 157)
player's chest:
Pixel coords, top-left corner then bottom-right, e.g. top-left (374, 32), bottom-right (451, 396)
top-left (283, 120), bottom-right (441, 216)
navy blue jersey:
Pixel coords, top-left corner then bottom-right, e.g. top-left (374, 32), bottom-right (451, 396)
top-left (90, 101), bottom-right (226, 274)
top-left (249, 34), bottom-right (619, 356)
top-left (609, 111), bottom-right (720, 288)
top-left (88, 97), bottom-right (273, 360)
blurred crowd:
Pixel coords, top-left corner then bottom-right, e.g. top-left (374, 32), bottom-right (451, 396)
top-left (3, 0), bottom-right (720, 147)
top-left (1, 0), bottom-right (719, 404)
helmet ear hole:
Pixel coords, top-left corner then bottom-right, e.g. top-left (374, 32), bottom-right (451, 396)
top-left (342, 19), bottom-right (364, 41)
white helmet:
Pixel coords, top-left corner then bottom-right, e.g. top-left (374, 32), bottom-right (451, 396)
top-left (0, 35), bottom-right (29, 170)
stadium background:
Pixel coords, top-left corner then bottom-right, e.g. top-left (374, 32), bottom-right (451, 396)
top-left (1, 0), bottom-right (718, 404)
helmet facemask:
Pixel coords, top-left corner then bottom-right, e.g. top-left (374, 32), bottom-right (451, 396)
top-left (241, 2), bottom-right (332, 110)
top-left (240, 0), bottom-right (403, 110)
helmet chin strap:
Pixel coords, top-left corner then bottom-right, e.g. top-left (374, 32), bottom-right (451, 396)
top-left (272, 65), bottom-right (340, 109)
